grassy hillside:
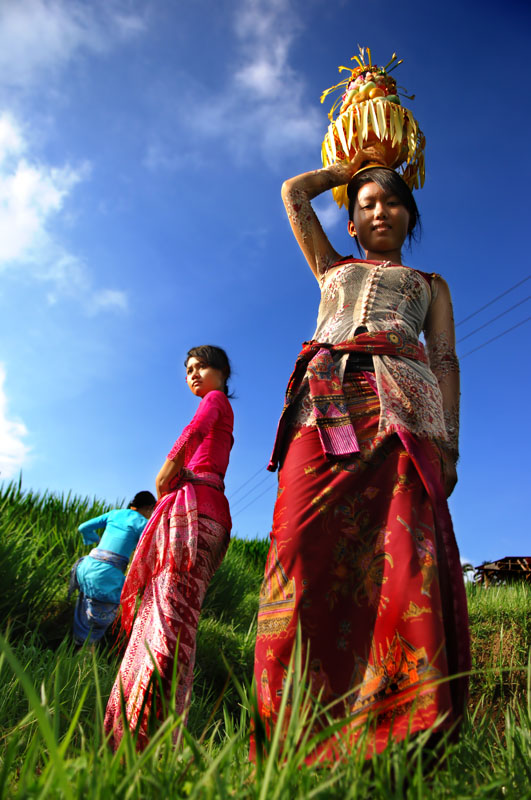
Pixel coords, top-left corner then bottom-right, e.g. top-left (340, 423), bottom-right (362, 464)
top-left (0, 481), bottom-right (530, 798)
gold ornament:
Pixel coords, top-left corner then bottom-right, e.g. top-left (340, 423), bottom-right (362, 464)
top-left (320, 47), bottom-right (425, 209)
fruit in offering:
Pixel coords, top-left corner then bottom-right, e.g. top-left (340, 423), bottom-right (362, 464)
top-left (320, 47), bottom-right (425, 209)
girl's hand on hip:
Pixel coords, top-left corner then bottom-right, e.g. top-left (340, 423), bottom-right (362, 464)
top-left (155, 457), bottom-right (183, 499)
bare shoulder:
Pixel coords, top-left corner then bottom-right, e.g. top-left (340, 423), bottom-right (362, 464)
top-left (429, 274), bottom-right (453, 303)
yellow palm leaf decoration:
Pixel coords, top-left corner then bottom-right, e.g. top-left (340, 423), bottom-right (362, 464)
top-left (320, 46), bottom-right (425, 209)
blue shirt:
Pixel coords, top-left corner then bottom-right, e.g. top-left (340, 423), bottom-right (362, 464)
top-left (76, 508), bottom-right (148, 603)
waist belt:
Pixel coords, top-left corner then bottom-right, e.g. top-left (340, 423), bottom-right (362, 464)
top-left (167, 468), bottom-right (224, 494)
top-left (268, 331), bottom-right (427, 471)
top-left (88, 548), bottom-right (129, 573)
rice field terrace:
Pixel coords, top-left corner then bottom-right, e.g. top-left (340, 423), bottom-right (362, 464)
top-left (0, 479), bottom-right (530, 798)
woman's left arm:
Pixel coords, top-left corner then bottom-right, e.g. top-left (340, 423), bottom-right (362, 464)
top-left (156, 452), bottom-right (185, 499)
top-left (78, 513), bottom-right (109, 545)
top-left (424, 276), bottom-right (460, 497)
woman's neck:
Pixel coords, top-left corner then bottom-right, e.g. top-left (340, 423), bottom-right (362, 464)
top-left (364, 248), bottom-right (403, 265)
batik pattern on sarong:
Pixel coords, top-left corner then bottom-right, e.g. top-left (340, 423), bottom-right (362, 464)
top-left (104, 515), bottom-right (228, 750)
top-left (252, 373), bottom-right (469, 761)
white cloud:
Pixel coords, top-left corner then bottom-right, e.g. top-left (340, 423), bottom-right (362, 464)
top-left (313, 196), bottom-right (343, 230)
top-left (461, 555), bottom-right (476, 582)
top-left (0, 112), bottom-right (127, 313)
top-left (0, 117), bottom-right (85, 263)
top-left (0, 114), bottom-right (24, 160)
top-left (0, 364), bottom-right (30, 480)
top-left (145, 0), bottom-right (322, 170)
top-left (89, 289), bottom-right (129, 314)
top-left (0, 0), bottom-right (147, 89)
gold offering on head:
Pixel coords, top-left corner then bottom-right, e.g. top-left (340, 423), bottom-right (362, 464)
top-left (321, 47), bottom-right (425, 209)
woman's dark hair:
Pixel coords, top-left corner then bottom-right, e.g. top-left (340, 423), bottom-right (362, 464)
top-left (185, 344), bottom-right (233, 397)
top-left (129, 490), bottom-right (156, 509)
top-left (347, 167), bottom-right (421, 249)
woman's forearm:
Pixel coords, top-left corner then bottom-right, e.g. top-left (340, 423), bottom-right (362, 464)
top-left (155, 452), bottom-right (185, 499)
top-left (281, 147), bottom-right (388, 278)
top-left (425, 277), bottom-right (460, 463)
top-left (283, 144), bottom-right (388, 200)
top-left (281, 163), bottom-right (358, 278)
top-left (282, 162), bottom-right (357, 202)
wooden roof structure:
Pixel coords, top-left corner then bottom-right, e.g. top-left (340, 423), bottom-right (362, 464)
top-left (474, 556), bottom-right (531, 586)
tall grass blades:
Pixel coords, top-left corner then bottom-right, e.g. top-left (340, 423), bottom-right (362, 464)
top-left (467, 581), bottom-right (531, 708)
top-left (1, 628), bottom-right (530, 798)
top-left (0, 484), bottom-right (529, 796)
top-left (0, 480), bottom-right (113, 644)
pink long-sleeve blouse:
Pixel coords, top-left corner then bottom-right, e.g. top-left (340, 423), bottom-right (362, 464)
top-left (167, 390), bottom-right (234, 531)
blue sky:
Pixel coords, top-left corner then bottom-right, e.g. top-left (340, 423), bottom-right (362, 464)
top-left (0, 0), bottom-right (529, 567)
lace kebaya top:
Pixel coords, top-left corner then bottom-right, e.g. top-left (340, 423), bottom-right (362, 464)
top-left (167, 389), bottom-right (234, 530)
top-left (294, 258), bottom-right (459, 453)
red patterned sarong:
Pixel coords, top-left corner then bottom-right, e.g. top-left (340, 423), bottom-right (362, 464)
top-left (252, 373), bottom-right (469, 761)
top-left (104, 472), bottom-right (229, 750)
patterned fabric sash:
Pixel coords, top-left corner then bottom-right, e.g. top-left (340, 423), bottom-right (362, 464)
top-left (268, 331), bottom-right (427, 471)
top-left (88, 548), bottom-right (129, 573)
top-left (120, 469), bottom-right (224, 633)
top-left (68, 550), bottom-right (128, 599)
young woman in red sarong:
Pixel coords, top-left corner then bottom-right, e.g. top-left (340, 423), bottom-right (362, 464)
top-left (104, 345), bottom-right (234, 750)
top-left (252, 149), bottom-right (470, 761)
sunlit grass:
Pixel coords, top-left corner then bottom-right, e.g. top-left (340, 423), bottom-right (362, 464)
top-left (1, 481), bottom-right (530, 797)
top-left (0, 630), bottom-right (530, 799)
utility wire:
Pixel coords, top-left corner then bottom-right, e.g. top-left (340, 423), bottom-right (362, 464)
top-left (455, 275), bottom-right (530, 327)
top-left (231, 481), bottom-right (277, 519)
top-left (232, 280), bottom-right (531, 517)
top-left (231, 473), bottom-right (276, 511)
top-left (460, 316), bottom-right (530, 359)
top-left (228, 463), bottom-right (267, 500)
top-left (457, 296), bottom-right (530, 344)
top-left (237, 314), bottom-right (530, 516)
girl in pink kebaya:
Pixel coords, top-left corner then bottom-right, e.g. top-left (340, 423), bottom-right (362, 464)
top-left (104, 345), bottom-right (234, 749)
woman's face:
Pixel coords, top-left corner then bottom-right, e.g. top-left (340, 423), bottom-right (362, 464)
top-left (348, 182), bottom-right (410, 261)
top-left (186, 356), bottom-right (225, 398)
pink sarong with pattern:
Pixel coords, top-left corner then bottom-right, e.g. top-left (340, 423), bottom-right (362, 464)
top-left (104, 390), bottom-right (233, 750)
top-left (104, 473), bottom-right (228, 749)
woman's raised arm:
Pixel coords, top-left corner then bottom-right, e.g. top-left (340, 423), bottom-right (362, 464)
top-left (424, 276), bottom-right (460, 497)
top-left (282, 147), bottom-right (385, 280)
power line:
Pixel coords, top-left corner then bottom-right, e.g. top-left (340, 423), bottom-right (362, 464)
top-left (460, 316), bottom-right (531, 359)
top-left (457, 296), bottom-right (530, 344)
top-left (235, 314), bottom-right (530, 517)
top-left (232, 481), bottom-right (277, 519)
top-left (231, 279), bottom-right (531, 519)
top-left (455, 275), bottom-right (530, 328)
top-left (231, 472), bottom-right (275, 511)
top-left (228, 463), bottom-right (267, 500)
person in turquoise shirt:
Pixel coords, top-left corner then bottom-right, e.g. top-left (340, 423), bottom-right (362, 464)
top-left (71, 491), bottom-right (156, 644)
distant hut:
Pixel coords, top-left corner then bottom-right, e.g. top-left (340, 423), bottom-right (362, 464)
top-left (474, 556), bottom-right (531, 586)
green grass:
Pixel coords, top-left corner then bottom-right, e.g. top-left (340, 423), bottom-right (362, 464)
top-left (1, 630), bottom-right (530, 799)
top-left (0, 481), bottom-right (530, 798)
top-left (0, 479), bottom-right (113, 645)
top-left (467, 581), bottom-right (531, 707)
